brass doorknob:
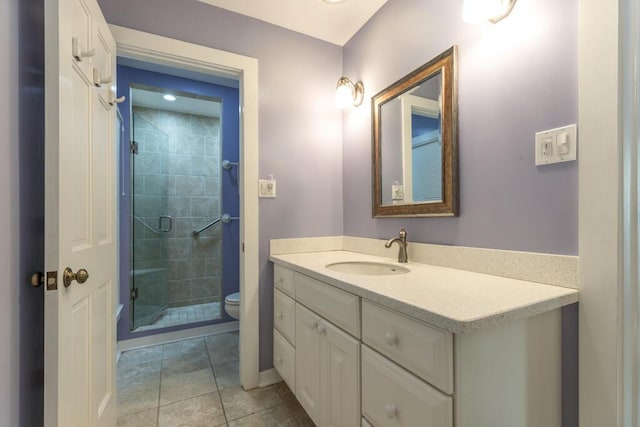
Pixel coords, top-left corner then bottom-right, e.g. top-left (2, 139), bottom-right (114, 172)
top-left (63, 267), bottom-right (89, 288)
top-left (30, 272), bottom-right (44, 287)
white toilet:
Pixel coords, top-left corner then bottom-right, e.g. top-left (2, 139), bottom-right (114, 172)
top-left (224, 292), bottom-right (240, 320)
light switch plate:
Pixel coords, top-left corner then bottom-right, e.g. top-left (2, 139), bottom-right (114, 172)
top-left (535, 124), bottom-right (577, 166)
top-left (259, 179), bottom-right (276, 198)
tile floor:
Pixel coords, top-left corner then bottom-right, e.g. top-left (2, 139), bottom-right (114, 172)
top-left (117, 332), bottom-right (314, 426)
top-left (134, 302), bottom-right (222, 332)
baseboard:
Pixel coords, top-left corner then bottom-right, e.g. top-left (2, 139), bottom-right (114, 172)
top-left (118, 321), bottom-right (239, 351)
top-left (258, 368), bottom-right (282, 387)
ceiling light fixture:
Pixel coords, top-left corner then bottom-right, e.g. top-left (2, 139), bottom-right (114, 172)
top-left (462, 0), bottom-right (517, 23)
top-left (322, 0), bottom-right (347, 4)
top-left (335, 77), bottom-right (364, 108)
top-left (163, 94), bottom-right (177, 101)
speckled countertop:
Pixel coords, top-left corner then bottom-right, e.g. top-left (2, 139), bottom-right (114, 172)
top-left (269, 250), bottom-right (579, 334)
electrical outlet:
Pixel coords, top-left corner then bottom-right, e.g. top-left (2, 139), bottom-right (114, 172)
top-left (259, 178), bottom-right (276, 198)
top-left (535, 124), bottom-right (577, 166)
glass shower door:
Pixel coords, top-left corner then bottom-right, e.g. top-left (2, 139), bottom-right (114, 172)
top-left (130, 112), bottom-right (171, 329)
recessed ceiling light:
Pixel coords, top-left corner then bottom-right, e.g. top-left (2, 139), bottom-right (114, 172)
top-left (322, 0), bottom-right (347, 4)
top-left (163, 94), bottom-right (177, 102)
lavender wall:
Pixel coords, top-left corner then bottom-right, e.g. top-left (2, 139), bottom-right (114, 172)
top-left (98, 0), bottom-right (344, 370)
top-left (343, 0), bottom-right (578, 255)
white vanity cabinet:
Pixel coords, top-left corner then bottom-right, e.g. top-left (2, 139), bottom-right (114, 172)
top-left (274, 265), bottom-right (361, 427)
top-left (272, 263), bottom-right (564, 427)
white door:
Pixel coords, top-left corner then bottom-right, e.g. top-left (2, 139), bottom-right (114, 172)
top-left (44, 0), bottom-right (118, 424)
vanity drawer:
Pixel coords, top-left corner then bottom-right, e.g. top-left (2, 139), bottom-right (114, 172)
top-left (274, 289), bottom-right (296, 345)
top-left (362, 346), bottom-right (452, 427)
top-left (274, 264), bottom-right (295, 298)
top-left (295, 272), bottom-right (360, 338)
top-left (274, 329), bottom-right (296, 393)
top-left (362, 300), bottom-right (453, 394)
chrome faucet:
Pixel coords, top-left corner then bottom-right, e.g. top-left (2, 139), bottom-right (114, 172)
top-left (385, 228), bottom-right (408, 263)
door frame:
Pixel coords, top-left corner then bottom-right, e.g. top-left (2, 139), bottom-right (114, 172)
top-left (110, 25), bottom-right (260, 389)
top-left (619, 0), bottom-right (640, 422)
top-left (576, 0), bottom-right (633, 427)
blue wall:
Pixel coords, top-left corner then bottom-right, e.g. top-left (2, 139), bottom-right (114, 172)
top-left (117, 63), bottom-right (240, 341)
top-left (1, 0), bottom-right (45, 424)
top-left (19, 0), bottom-right (45, 422)
top-left (0, 0), bottom-right (20, 422)
top-left (412, 114), bottom-right (439, 136)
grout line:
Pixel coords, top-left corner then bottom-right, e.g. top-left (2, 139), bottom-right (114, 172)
top-left (155, 342), bottom-right (165, 427)
top-left (206, 336), bottom-right (230, 425)
top-left (118, 333), bottom-right (239, 426)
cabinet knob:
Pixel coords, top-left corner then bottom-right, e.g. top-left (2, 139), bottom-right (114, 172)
top-left (317, 323), bottom-right (326, 335)
top-left (276, 355), bottom-right (283, 364)
top-left (385, 403), bottom-right (397, 419)
top-left (311, 320), bottom-right (318, 330)
top-left (384, 332), bottom-right (398, 346)
top-left (276, 312), bottom-right (283, 320)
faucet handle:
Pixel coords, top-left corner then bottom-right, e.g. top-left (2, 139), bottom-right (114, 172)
top-left (399, 228), bottom-right (407, 240)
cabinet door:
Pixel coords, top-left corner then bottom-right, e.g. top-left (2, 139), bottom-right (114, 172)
top-left (320, 319), bottom-right (361, 427)
top-left (295, 304), bottom-right (322, 426)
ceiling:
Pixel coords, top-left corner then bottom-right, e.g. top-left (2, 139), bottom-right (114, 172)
top-left (131, 87), bottom-right (221, 118)
top-left (196, 0), bottom-right (388, 46)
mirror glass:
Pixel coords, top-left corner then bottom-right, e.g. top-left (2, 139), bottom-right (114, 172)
top-left (372, 47), bottom-right (458, 217)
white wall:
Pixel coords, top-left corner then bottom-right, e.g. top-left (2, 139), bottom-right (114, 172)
top-left (0, 0), bottom-right (20, 424)
top-left (578, 0), bottom-right (621, 425)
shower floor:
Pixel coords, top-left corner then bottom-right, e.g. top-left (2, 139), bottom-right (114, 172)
top-left (135, 302), bottom-right (222, 331)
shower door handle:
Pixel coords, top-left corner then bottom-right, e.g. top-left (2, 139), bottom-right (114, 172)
top-left (159, 215), bottom-right (173, 232)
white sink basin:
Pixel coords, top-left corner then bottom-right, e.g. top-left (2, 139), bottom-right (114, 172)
top-left (325, 261), bottom-right (410, 276)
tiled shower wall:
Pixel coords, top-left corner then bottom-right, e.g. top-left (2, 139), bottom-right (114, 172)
top-left (133, 106), bottom-right (222, 310)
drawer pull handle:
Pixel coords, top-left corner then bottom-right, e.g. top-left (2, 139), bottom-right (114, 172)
top-left (385, 403), bottom-right (397, 419)
top-left (384, 332), bottom-right (398, 346)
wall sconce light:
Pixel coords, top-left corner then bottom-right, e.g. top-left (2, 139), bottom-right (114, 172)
top-left (335, 77), bottom-right (364, 108)
top-left (462, 0), bottom-right (517, 23)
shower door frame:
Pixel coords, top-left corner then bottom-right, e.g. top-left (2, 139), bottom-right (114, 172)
top-left (112, 25), bottom-right (260, 389)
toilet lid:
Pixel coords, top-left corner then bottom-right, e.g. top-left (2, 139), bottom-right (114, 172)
top-left (225, 292), bottom-right (240, 304)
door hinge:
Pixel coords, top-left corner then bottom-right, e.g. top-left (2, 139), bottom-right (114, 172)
top-left (46, 271), bottom-right (58, 291)
top-left (130, 141), bottom-right (139, 154)
top-left (131, 288), bottom-right (139, 301)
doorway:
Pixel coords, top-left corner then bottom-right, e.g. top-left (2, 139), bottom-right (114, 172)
top-left (117, 65), bottom-right (240, 336)
top-left (111, 24), bottom-right (260, 389)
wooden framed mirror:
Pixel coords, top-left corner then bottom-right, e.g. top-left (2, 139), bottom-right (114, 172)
top-left (372, 46), bottom-right (458, 217)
